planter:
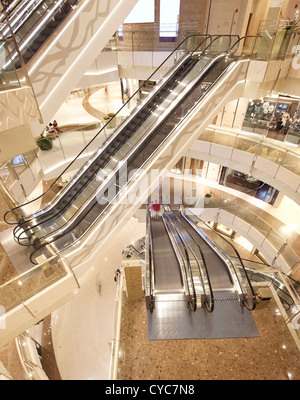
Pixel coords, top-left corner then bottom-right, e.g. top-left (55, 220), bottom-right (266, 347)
top-left (36, 138), bottom-right (53, 151)
top-left (104, 113), bottom-right (116, 129)
top-left (204, 194), bottom-right (211, 205)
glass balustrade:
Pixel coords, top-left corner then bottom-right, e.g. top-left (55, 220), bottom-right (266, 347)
top-left (1, 0), bottom-right (82, 66)
top-left (202, 127), bottom-right (300, 178)
top-left (185, 191), bottom-right (300, 273)
top-left (0, 255), bottom-right (68, 314)
top-left (0, 39), bottom-right (20, 91)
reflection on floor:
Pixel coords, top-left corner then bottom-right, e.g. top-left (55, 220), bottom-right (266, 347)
top-left (118, 295), bottom-right (300, 380)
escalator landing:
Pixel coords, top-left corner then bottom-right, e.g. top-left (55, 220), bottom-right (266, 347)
top-left (147, 291), bottom-right (259, 341)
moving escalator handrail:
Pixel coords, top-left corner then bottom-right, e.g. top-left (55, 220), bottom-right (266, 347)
top-left (14, 55), bottom-right (215, 246)
top-left (167, 205), bottom-right (214, 313)
top-left (2, 0), bottom-right (82, 65)
top-left (0, 0), bottom-right (49, 40)
top-left (16, 45), bottom-right (229, 249)
top-left (0, 0), bottom-right (22, 19)
top-left (4, 33), bottom-right (212, 226)
top-left (13, 52), bottom-right (198, 244)
top-left (225, 34), bottom-right (262, 58)
top-left (161, 205), bottom-right (197, 311)
top-left (27, 51), bottom-right (228, 254)
top-left (29, 37), bottom-right (246, 262)
top-left (183, 208), bottom-right (256, 310)
top-left (146, 209), bottom-right (155, 312)
top-left (14, 38), bottom-right (246, 250)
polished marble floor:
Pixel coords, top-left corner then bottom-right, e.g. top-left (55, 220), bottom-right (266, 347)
top-left (118, 295), bottom-right (300, 380)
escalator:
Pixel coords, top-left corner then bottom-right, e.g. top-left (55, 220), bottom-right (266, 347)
top-left (12, 50), bottom-right (204, 249)
top-left (162, 205), bottom-right (214, 312)
top-left (1, 0), bottom-right (81, 67)
top-left (4, 35), bottom-right (251, 269)
top-left (146, 205), bottom-right (258, 340)
top-left (172, 206), bottom-right (256, 311)
top-left (146, 205), bottom-right (214, 314)
top-left (146, 210), bottom-right (185, 312)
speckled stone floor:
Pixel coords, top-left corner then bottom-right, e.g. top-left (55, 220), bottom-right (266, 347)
top-left (117, 295), bottom-right (300, 380)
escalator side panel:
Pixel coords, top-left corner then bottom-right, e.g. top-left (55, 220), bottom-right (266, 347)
top-left (38, 58), bottom-right (249, 266)
top-left (174, 213), bottom-right (232, 291)
top-left (18, 55), bottom-right (198, 238)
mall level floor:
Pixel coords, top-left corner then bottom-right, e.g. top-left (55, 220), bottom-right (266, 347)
top-left (118, 295), bottom-right (300, 380)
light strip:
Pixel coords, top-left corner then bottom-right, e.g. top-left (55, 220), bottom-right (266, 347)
top-left (28, 0), bottom-right (87, 74)
top-left (64, 60), bottom-right (248, 261)
top-left (84, 68), bottom-right (118, 76)
top-left (3, 0), bottom-right (65, 68)
top-left (38, 0), bottom-right (127, 110)
top-left (1, 0), bottom-right (43, 37)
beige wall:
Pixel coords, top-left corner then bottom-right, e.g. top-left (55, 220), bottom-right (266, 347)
top-left (0, 86), bottom-right (40, 133)
top-left (179, 0), bottom-right (207, 32)
top-left (0, 124), bottom-right (36, 163)
top-left (282, 0), bottom-right (300, 19)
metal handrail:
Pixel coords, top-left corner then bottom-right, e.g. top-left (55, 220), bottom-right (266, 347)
top-left (4, 33), bottom-right (212, 226)
top-left (13, 50), bottom-right (202, 245)
top-left (184, 208), bottom-right (256, 310)
top-left (28, 49), bottom-right (231, 263)
top-left (167, 205), bottom-right (214, 313)
top-left (161, 205), bottom-right (197, 311)
top-left (27, 35), bottom-right (245, 263)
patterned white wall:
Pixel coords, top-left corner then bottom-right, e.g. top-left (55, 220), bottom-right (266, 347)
top-left (0, 87), bottom-right (40, 132)
top-left (28, 0), bottom-right (138, 135)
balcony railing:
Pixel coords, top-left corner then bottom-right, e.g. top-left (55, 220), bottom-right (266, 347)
top-left (0, 38), bottom-right (20, 91)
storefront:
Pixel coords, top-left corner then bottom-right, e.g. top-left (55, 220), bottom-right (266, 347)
top-left (219, 167), bottom-right (279, 205)
top-left (242, 95), bottom-right (300, 145)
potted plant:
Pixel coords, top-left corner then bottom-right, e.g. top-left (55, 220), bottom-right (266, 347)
top-left (36, 137), bottom-right (53, 151)
top-left (204, 193), bottom-right (212, 205)
top-left (278, 18), bottom-right (300, 58)
top-left (104, 113), bottom-right (116, 128)
top-left (284, 17), bottom-right (300, 34)
top-left (122, 249), bottom-right (133, 259)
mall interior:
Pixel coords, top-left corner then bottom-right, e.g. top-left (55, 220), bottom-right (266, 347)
top-left (0, 0), bottom-right (300, 381)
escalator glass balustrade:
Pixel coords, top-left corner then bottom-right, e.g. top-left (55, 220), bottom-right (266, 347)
top-left (4, 35), bottom-right (250, 265)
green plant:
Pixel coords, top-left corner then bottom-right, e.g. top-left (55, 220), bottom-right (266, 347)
top-left (104, 113), bottom-right (116, 120)
top-left (284, 17), bottom-right (300, 33)
top-left (205, 193), bottom-right (212, 198)
top-left (122, 249), bottom-right (132, 258)
top-left (36, 137), bottom-right (53, 151)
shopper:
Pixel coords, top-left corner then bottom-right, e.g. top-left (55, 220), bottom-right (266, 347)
top-left (114, 268), bottom-right (121, 282)
top-left (53, 120), bottom-right (62, 134)
top-left (151, 200), bottom-right (161, 219)
top-left (280, 110), bottom-right (291, 134)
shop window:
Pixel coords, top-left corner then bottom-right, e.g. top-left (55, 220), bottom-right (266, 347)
top-left (242, 96), bottom-right (300, 145)
top-left (214, 222), bottom-right (235, 239)
top-left (242, 99), bottom-right (276, 134)
top-left (219, 167), bottom-right (279, 205)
